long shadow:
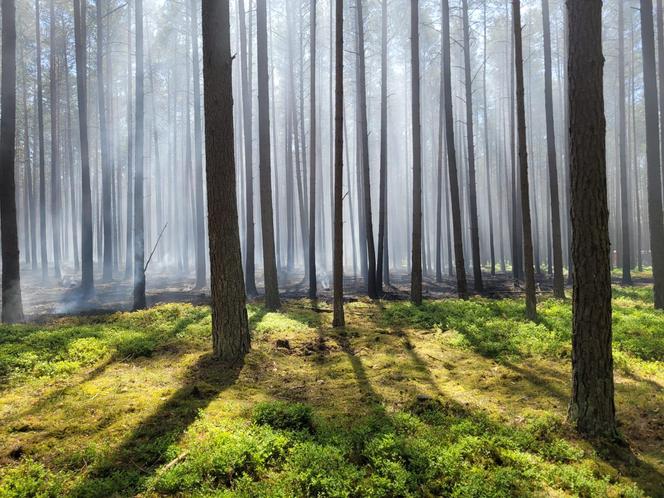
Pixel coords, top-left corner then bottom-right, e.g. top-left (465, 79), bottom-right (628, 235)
top-left (68, 353), bottom-right (244, 497)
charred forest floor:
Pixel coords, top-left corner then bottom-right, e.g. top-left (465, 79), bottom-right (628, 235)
top-left (0, 275), bottom-right (662, 497)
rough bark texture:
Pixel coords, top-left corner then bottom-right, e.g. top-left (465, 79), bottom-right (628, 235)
top-left (73, 0), bottom-right (94, 297)
top-left (513, 0), bottom-right (537, 320)
top-left (202, 0), bottom-right (250, 361)
top-left (567, 0), bottom-right (617, 438)
top-left (541, 0), bottom-right (565, 297)
top-left (256, 0), bottom-right (280, 310)
top-left (640, 0), bottom-right (664, 309)
top-left (332, 0), bottom-right (345, 328)
top-left (1, 0), bottom-right (24, 323)
top-left (410, 0), bottom-right (422, 305)
top-left (442, 0), bottom-right (467, 299)
top-left (462, 0), bottom-right (483, 292)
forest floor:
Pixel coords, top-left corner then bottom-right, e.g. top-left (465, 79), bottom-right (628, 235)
top-left (0, 282), bottom-right (663, 496)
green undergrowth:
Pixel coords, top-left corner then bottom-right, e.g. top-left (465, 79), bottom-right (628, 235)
top-left (0, 286), bottom-right (662, 497)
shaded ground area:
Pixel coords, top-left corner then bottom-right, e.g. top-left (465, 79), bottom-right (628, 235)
top-left (0, 287), bottom-right (662, 496)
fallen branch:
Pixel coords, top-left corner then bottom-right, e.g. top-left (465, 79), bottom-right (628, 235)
top-left (144, 223), bottom-right (168, 273)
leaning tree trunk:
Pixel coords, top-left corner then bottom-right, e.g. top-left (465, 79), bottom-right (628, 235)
top-left (201, 0), bottom-right (250, 361)
top-left (542, 0), bottom-right (565, 297)
top-left (567, 0), bottom-right (617, 438)
top-left (133, 0), bottom-right (146, 310)
top-left (462, 0), bottom-right (483, 292)
top-left (73, 0), bottom-right (94, 297)
top-left (442, 0), bottom-right (468, 298)
top-left (332, 0), bottom-right (345, 328)
top-left (513, 0), bottom-right (537, 320)
top-left (411, 0), bottom-right (422, 305)
top-left (1, 0), bottom-right (24, 323)
top-left (640, 0), bottom-right (664, 309)
top-left (256, 0), bottom-right (280, 310)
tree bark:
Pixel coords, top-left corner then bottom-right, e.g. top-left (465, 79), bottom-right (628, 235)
top-left (202, 0), bottom-right (250, 361)
top-left (410, 0), bottom-right (422, 305)
top-left (513, 0), bottom-right (537, 320)
top-left (542, 0), bottom-right (565, 297)
top-left (567, 0), bottom-right (617, 438)
top-left (442, 0), bottom-right (468, 298)
top-left (1, 0), bottom-right (24, 323)
top-left (309, 0), bottom-right (317, 299)
top-left (377, 0), bottom-right (388, 293)
top-left (618, 1), bottom-right (632, 285)
top-left (256, 0), bottom-right (280, 310)
top-left (133, 0), bottom-right (146, 310)
top-left (333, 0), bottom-right (345, 328)
top-left (36, 0), bottom-right (48, 280)
top-left (641, 0), bottom-right (664, 309)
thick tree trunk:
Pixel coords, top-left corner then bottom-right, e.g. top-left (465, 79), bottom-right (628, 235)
top-left (133, 0), bottom-right (146, 310)
top-left (256, 0), bottom-right (280, 310)
top-left (1, 0), bottom-right (24, 323)
top-left (567, 0), bottom-right (617, 438)
top-left (73, 0), bottom-right (94, 297)
top-left (641, 0), bottom-right (664, 309)
top-left (542, 0), bottom-right (565, 297)
top-left (124, 0), bottom-right (133, 279)
top-left (462, 0), bottom-right (483, 292)
top-left (442, 0), bottom-right (468, 298)
top-left (201, 0), bottom-right (250, 361)
top-left (410, 0), bottom-right (422, 305)
top-left (513, 0), bottom-right (537, 320)
top-left (332, 0), bottom-right (345, 328)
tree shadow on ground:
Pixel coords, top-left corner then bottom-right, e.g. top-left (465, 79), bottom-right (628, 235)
top-left (67, 353), bottom-right (244, 497)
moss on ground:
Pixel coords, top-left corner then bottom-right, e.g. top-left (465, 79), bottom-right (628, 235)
top-left (0, 287), bottom-right (662, 497)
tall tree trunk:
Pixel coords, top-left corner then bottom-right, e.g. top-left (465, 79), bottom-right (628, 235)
top-left (201, 0), bottom-right (250, 360)
top-left (483, 1), bottom-right (495, 277)
top-left (513, 0), bottom-right (537, 320)
top-left (124, 0), bottom-right (133, 279)
top-left (190, 0), bottom-right (206, 289)
top-left (618, 1), bottom-right (632, 285)
top-left (377, 0), bottom-right (388, 293)
top-left (442, 0), bottom-right (468, 298)
top-left (1, 0), bottom-right (24, 323)
top-left (133, 0), bottom-right (146, 310)
top-left (355, 0), bottom-right (377, 298)
top-left (640, 0), bottom-right (664, 309)
top-left (309, 0), bottom-right (317, 299)
top-left (332, 0), bottom-right (345, 328)
top-left (49, 0), bottom-right (62, 279)
top-left (461, 0), bottom-right (483, 292)
top-left (256, 0), bottom-right (280, 310)
top-left (410, 0), bottom-right (422, 305)
top-left (36, 0), bottom-right (48, 280)
top-left (21, 47), bottom-right (38, 272)
top-left (96, 0), bottom-right (113, 281)
top-left (567, 0), bottom-right (616, 438)
top-left (237, 0), bottom-right (257, 296)
top-left (542, 0), bottom-right (565, 297)
top-left (73, 0), bottom-right (94, 296)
